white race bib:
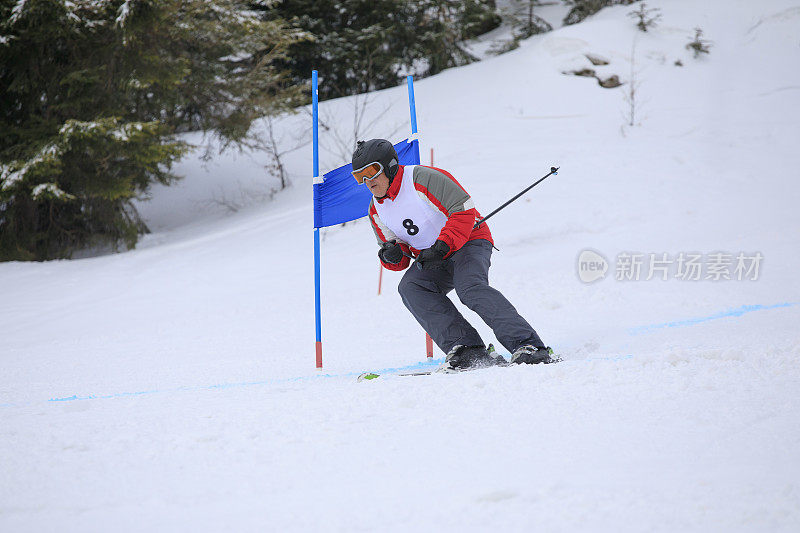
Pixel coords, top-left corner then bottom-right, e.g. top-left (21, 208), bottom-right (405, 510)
top-left (373, 166), bottom-right (448, 250)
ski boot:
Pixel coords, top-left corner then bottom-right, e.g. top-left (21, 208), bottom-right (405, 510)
top-left (511, 345), bottom-right (555, 365)
top-left (440, 344), bottom-right (501, 372)
top-left (487, 343), bottom-right (509, 367)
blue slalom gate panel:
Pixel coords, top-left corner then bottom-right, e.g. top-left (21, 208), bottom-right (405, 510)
top-left (313, 138), bottom-right (420, 229)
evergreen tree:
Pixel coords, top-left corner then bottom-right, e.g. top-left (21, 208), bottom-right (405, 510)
top-left (563, 0), bottom-right (638, 26)
top-left (686, 27), bottom-right (712, 58)
top-left (259, 0), bottom-right (406, 98)
top-left (261, 0), bottom-right (500, 100)
top-left (0, 0), bottom-right (302, 260)
top-left (414, 0), bottom-right (501, 76)
top-left (502, 0), bottom-right (552, 39)
top-left (627, 2), bottom-right (661, 32)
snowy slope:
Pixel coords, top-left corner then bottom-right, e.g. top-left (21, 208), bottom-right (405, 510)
top-left (2, 0), bottom-right (800, 531)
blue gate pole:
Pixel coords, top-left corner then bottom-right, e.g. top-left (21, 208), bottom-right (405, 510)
top-left (407, 75), bottom-right (418, 134)
top-left (312, 70), bottom-right (323, 369)
top-left (406, 75), bottom-right (421, 165)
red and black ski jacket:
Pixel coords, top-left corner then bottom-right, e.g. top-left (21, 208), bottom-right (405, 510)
top-left (368, 165), bottom-right (493, 271)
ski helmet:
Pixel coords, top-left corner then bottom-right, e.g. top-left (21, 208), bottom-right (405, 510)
top-left (352, 139), bottom-right (399, 182)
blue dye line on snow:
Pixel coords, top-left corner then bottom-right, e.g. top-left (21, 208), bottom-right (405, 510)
top-left (582, 354), bottom-right (634, 362)
top-left (44, 358), bottom-right (446, 404)
top-left (628, 302), bottom-right (800, 335)
top-left (3, 302), bottom-right (794, 408)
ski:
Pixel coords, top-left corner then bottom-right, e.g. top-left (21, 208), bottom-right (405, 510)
top-left (356, 345), bottom-right (562, 381)
top-left (357, 366), bottom-right (483, 381)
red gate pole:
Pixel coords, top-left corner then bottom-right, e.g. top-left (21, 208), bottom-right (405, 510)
top-left (425, 146), bottom-right (435, 358)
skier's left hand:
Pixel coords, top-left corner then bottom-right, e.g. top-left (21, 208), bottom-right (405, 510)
top-left (416, 240), bottom-right (450, 270)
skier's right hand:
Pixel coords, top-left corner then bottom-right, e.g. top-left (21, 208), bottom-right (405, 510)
top-left (378, 240), bottom-right (403, 264)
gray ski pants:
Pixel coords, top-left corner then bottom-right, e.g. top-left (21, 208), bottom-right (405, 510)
top-left (398, 239), bottom-right (544, 354)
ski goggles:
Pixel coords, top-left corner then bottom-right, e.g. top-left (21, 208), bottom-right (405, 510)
top-left (351, 162), bottom-right (384, 184)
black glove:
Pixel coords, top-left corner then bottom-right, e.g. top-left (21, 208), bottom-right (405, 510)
top-left (378, 240), bottom-right (404, 264)
top-left (415, 240), bottom-right (450, 270)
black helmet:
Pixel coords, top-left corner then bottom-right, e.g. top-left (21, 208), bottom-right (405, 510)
top-left (352, 139), bottom-right (399, 182)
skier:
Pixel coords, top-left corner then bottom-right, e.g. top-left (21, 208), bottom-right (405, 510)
top-left (351, 139), bottom-right (554, 370)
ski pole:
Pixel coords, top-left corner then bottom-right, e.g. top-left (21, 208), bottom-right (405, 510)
top-left (473, 166), bottom-right (559, 229)
top-left (395, 165), bottom-right (558, 266)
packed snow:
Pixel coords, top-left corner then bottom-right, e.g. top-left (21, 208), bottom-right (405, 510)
top-left (2, 0), bottom-right (799, 530)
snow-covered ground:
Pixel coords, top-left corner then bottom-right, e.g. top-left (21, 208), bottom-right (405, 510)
top-left (2, 0), bottom-right (800, 530)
